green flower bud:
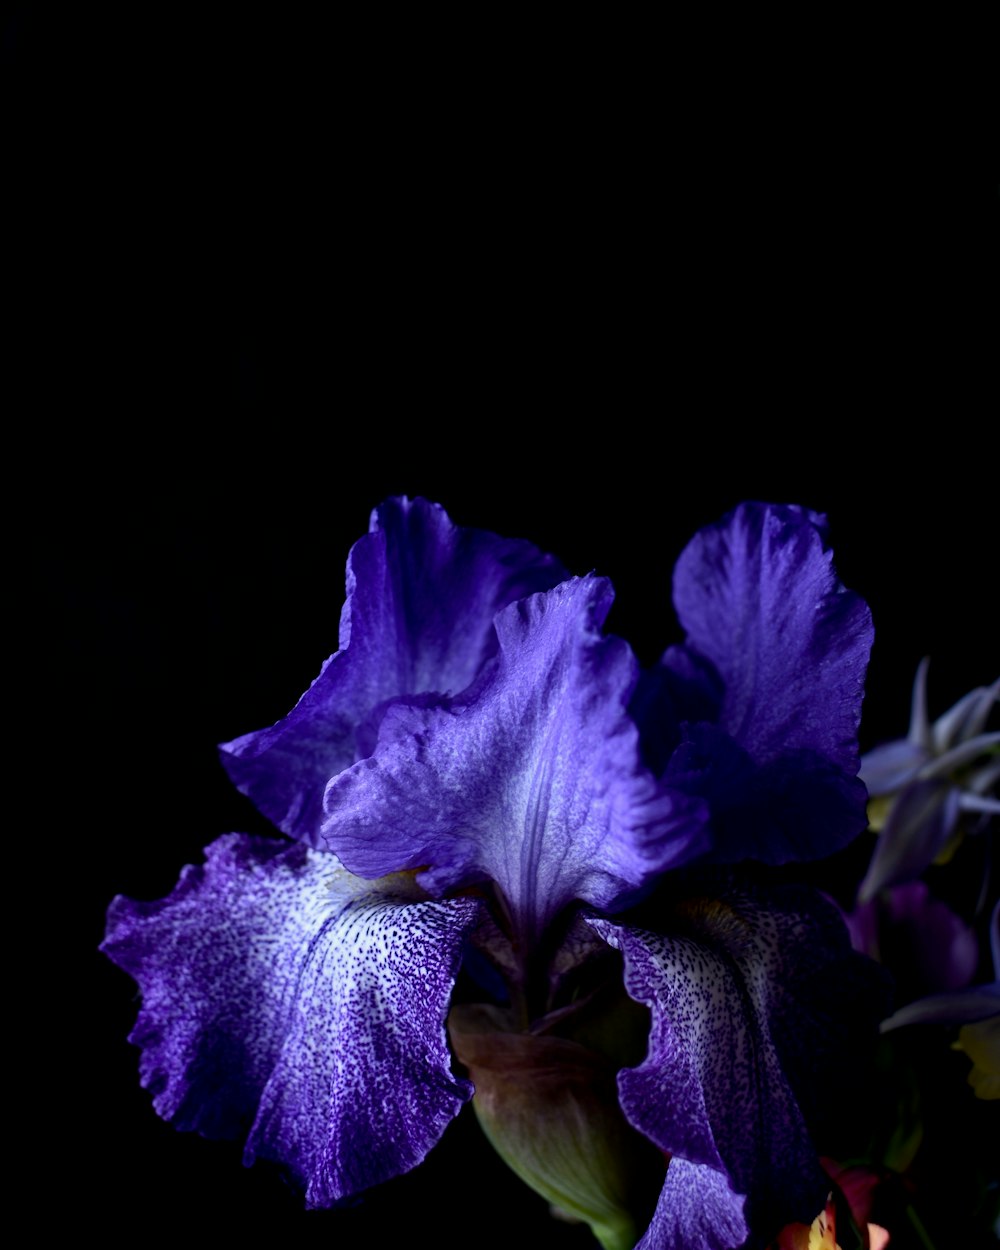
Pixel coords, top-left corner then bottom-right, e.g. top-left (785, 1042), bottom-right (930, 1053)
top-left (449, 1003), bottom-right (662, 1250)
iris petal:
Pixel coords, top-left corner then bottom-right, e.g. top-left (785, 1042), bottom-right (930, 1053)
top-left (666, 502), bottom-right (873, 863)
top-left (637, 1158), bottom-right (748, 1250)
top-left (672, 503), bottom-right (872, 773)
top-left (589, 880), bottom-right (886, 1241)
top-left (322, 576), bottom-right (708, 944)
top-left (219, 497), bottom-right (565, 845)
top-left (102, 834), bottom-right (479, 1203)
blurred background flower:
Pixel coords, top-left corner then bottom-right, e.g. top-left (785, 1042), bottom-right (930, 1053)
top-left (859, 661), bottom-right (998, 903)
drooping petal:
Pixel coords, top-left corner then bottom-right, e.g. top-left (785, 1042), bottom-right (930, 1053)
top-left (220, 497), bottom-right (566, 845)
top-left (101, 834), bottom-right (479, 1204)
top-left (589, 880), bottom-right (886, 1241)
top-left (668, 502), bottom-right (873, 863)
top-left (636, 1158), bottom-right (748, 1250)
top-left (323, 576), bottom-right (709, 945)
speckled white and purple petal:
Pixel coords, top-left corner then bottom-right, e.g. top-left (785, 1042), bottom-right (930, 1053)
top-left (637, 1158), bottom-right (748, 1250)
top-left (323, 576), bottom-right (709, 945)
top-left (219, 497), bottom-right (565, 846)
top-left (589, 902), bottom-right (830, 1236)
top-left (245, 880), bottom-right (481, 1205)
top-left (102, 834), bottom-right (480, 1203)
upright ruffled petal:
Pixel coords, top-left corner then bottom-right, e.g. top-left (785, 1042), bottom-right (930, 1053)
top-left (220, 497), bottom-right (566, 845)
top-left (668, 502), bottom-right (873, 863)
top-left (672, 503), bottom-right (871, 771)
top-left (589, 881), bottom-right (886, 1243)
top-left (323, 576), bottom-right (708, 946)
top-left (101, 834), bottom-right (479, 1204)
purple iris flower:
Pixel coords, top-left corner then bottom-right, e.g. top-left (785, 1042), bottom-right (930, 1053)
top-left (102, 498), bottom-right (882, 1250)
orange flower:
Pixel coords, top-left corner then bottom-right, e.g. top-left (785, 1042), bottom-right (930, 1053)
top-left (773, 1161), bottom-right (891, 1250)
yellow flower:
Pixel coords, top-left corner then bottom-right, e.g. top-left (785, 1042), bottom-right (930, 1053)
top-left (953, 1015), bottom-right (1000, 1099)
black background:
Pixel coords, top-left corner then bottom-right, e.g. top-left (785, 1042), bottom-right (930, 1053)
top-left (13, 9), bottom-right (997, 1246)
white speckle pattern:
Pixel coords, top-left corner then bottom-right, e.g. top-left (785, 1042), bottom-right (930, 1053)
top-left (636, 1157), bottom-right (748, 1250)
top-left (102, 834), bottom-right (480, 1203)
top-left (590, 886), bottom-right (838, 1237)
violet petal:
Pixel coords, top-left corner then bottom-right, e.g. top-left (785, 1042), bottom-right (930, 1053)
top-left (323, 576), bottom-right (708, 944)
top-left (668, 722), bottom-right (869, 865)
top-left (102, 834), bottom-right (479, 1204)
top-left (589, 881), bottom-right (885, 1239)
top-left (637, 1158), bottom-right (748, 1250)
top-left (672, 502), bottom-right (872, 775)
top-left (220, 497), bottom-right (565, 845)
top-left (668, 502), bottom-right (873, 863)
